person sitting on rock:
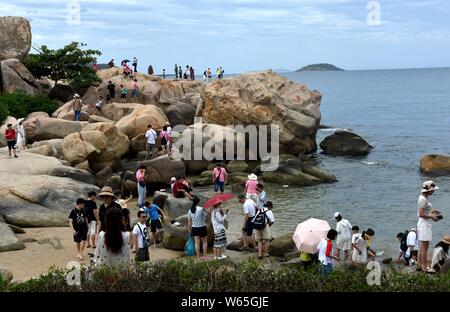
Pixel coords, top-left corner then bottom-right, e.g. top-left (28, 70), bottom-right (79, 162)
top-left (428, 235), bottom-right (450, 273)
top-left (172, 176), bottom-right (193, 199)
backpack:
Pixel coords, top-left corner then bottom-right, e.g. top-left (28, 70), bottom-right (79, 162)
top-left (400, 230), bottom-right (411, 253)
top-left (252, 209), bottom-right (268, 230)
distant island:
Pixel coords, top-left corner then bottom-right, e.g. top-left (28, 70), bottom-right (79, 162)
top-left (296, 63), bottom-right (344, 72)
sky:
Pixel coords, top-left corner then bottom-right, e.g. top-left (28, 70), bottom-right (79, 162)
top-left (1, 0), bottom-right (450, 73)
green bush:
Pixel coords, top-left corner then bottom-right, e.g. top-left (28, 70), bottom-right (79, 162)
top-left (3, 259), bottom-right (449, 292)
top-left (0, 92), bottom-right (59, 123)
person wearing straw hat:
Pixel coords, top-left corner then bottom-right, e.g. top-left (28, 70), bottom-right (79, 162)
top-left (429, 235), bottom-right (450, 273)
top-left (72, 94), bottom-right (82, 121)
top-left (97, 186), bottom-right (121, 235)
top-left (417, 181), bottom-right (442, 272)
top-left (244, 173), bottom-right (259, 204)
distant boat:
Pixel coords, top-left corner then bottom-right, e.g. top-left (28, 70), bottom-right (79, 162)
top-left (296, 63), bottom-right (344, 72)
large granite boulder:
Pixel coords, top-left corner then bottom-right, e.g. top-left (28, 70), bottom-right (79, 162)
top-left (116, 104), bottom-right (168, 139)
top-left (320, 130), bottom-right (372, 156)
top-left (1, 59), bottom-right (40, 95)
top-left (62, 122), bottom-right (130, 172)
top-left (23, 117), bottom-right (88, 143)
top-left (25, 144), bottom-right (55, 157)
top-left (420, 154), bottom-right (450, 174)
top-left (268, 233), bottom-right (296, 257)
top-left (101, 103), bottom-right (141, 121)
top-left (0, 220), bottom-right (25, 252)
top-left (48, 84), bottom-right (76, 103)
top-left (227, 160), bottom-right (249, 173)
top-left (162, 224), bottom-right (189, 251)
top-left (49, 166), bottom-right (96, 185)
top-left (52, 100), bottom-right (90, 121)
top-left (0, 150), bottom-right (64, 176)
top-left (197, 71), bottom-right (322, 155)
top-left (130, 133), bottom-right (147, 154)
top-left (138, 155), bottom-right (185, 185)
top-left (163, 197), bottom-right (192, 220)
top-left (30, 139), bottom-right (64, 159)
top-left (158, 97), bottom-right (198, 127)
top-left (262, 158), bottom-right (336, 186)
top-left (0, 16), bottom-right (31, 61)
top-left (159, 79), bottom-right (204, 101)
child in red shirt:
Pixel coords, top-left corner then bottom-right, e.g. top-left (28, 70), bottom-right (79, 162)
top-left (5, 124), bottom-right (18, 158)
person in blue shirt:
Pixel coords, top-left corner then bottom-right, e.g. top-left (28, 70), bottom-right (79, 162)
top-left (143, 201), bottom-right (167, 247)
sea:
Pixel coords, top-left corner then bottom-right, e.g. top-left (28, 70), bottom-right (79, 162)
top-left (197, 68), bottom-right (450, 257)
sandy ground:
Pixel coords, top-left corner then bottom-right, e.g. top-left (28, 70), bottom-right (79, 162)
top-left (0, 227), bottom-right (184, 282)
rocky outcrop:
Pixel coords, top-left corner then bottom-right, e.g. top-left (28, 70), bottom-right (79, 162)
top-left (52, 100), bottom-right (90, 121)
top-left (96, 166), bottom-right (113, 188)
top-left (0, 150), bottom-right (64, 176)
top-left (48, 84), bottom-right (75, 103)
top-left (268, 233), bottom-right (296, 257)
top-left (159, 79), bottom-right (204, 101)
top-left (101, 103), bottom-right (142, 121)
top-left (0, 16), bottom-right (32, 61)
top-left (25, 144), bottom-right (55, 157)
top-left (226, 160), bottom-right (249, 173)
top-left (49, 166), bottom-right (96, 185)
top-left (0, 220), bottom-right (25, 252)
top-left (62, 122), bottom-right (130, 172)
top-left (115, 105), bottom-right (168, 139)
top-left (197, 71), bottom-right (322, 155)
top-left (24, 117), bottom-right (89, 143)
top-left (1, 59), bottom-right (40, 95)
top-left (320, 130), bottom-right (372, 156)
top-left (30, 139), bottom-right (64, 159)
top-left (162, 223), bottom-right (189, 251)
top-left (420, 154), bottom-right (450, 174)
top-left (130, 133), bottom-right (147, 154)
top-left (158, 97), bottom-right (198, 127)
top-left (138, 155), bottom-right (186, 185)
top-left (164, 197), bottom-right (192, 220)
top-left (262, 158), bottom-right (336, 186)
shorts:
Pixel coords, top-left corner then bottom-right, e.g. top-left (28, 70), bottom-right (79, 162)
top-left (121, 94), bottom-right (127, 99)
top-left (136, 248), bottom-right (149, 262)
top-left (73, 229), bottom-right (88, 243)
top-left (7, 140), bottom-right (16, 150)
top-left (245, 218), bottom-right (254, 237)
top-left (88, 221), bottom-right (97, 235)
top-left (213, 229), bottom-right (227, 248)
top-left (255, 226), bottom-right (270, 241)
top-left (336, 238), bottom-right (352, 251)
top-left (417, 219), bottom-right (432, 241)
top-left (214, 181), bottom-right (225, 192)
top-left (191, 226), bottom-right (207, 238)
top-left (131, 89), bottom-right (138, 97)
top-left (150, 219), bottom-right (163, 233)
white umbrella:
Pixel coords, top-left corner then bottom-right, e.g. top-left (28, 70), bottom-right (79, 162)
top-left (292, 218), bottom-right (330, 254)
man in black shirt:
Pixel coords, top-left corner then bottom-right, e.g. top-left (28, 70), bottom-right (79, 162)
top-left (69, 198), bottom-right (88, 260)
top-left (107, 81), bottom-right (116, 103)
top-left (84, 191), bottom-right (99, 248)
top-left (97, 186), bottom-right (121, 234)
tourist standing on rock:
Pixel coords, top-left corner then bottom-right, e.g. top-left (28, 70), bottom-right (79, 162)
top-left (212, 163), bottom-right (227, 194)
top-left (136, 165), bottom-right (147, 209)
top-left (16, 119), bottom-right (26, 150)
top-left (108, 59), bottom-right (115, 68)
top-left (254, 201), bottom-right (275, 259)
top-left (131, 79), bottom-right (139, 103)
top-left (256, 183), bottom-right (266, 208)
top-left (107, 81), bottom-right (116, 103)
top-left (148, 65), bottom-right (154, 75)
top-left (203, 70), bottom-right (207, 81)
top-left (334, 212), bottom-right (352, 261)
top-left (162, 69), bottom-right (166, 79)
top-left (69, 198), bottom-right (88, 260)
top-left (120, 84), bottom-right (128, 103)
top-left (220, 67), bottom-right (224, 79)
top-left (5, 124), bottom-right (18, 158)
top-left (190, 66), bottom-right (195, 80)
top-left (216, 68), bottom-right (221, 79)
top-left (123, 63), bottom-right (133, 78)
top-left (132, 210), bottom-right (150, 261)
top-left (114, 190), bottom-right (132, 232)
top-left (160, 125), bottom-right (171, 155)
top-left (132, 57), bottom-right (138, 72)
top-left (95, 96), bottom-right (104, 113)
top-left (351, 230), bottom-right (369, 265)
top-left (73, 94), bottom-right (82, 121)
top-left (94, 207), bottom-right (131, 267)
top-left (84, 191), bottom-right (99, 249)
top-left (188, 196), bottom-right (209, 261)
top-left (178, 66), bottom-right (182, 79)
top-left (145, 124), bottom-right (157, 160)
top-left (184, 65), bottom-right (189, 79)
top-left (317, 229), bottom-right (340, 276)
top-left (211, 202), bottom-right (228, 260)
top-left (174, 64), bottom-right (178, 79)
top-left (238, 194), bottom-right (257, 251)
top-left (97, 186), bottom-right (121, 234)
top-left (143, 200), bottom-right (167, 247)
top-left (207, 68), bottom-right (212, 82)
top-left (417, 181), bottom-right (442, 272)
top-left (244, 173), bottom-right (259, 203)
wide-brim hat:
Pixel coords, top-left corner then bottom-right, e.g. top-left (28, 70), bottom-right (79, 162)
top-left (334, 212), bottom-right (341, 219)
top-left (98, 186), bottom-right (116, 198)
top-left (421, 181), bottom-right (439, 193)
top-left (442, 235), bottom-right (450, 245)
top-left (248, 173), bottom-right (258, 181)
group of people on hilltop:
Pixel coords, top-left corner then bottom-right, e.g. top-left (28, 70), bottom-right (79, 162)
top-left (173, 64), bottom-right (196, 80)
top-left (203, 67), bottom-right (224, 82)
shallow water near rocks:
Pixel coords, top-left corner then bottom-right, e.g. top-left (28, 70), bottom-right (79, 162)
top-left (198, 68), bottom-right (450, 258)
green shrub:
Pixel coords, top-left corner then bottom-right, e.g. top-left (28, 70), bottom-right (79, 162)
top-left (0, 92), bottom-right (59, 123)
top-left (3, 259), bottom-right (449, 292)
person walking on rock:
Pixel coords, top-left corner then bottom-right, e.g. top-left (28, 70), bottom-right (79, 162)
top-left (417, 181), bottom-right (442, 271)
top-left (190, 66), bottom-right (195, 80)
top-left (207, 68), bottom-right (212, 82)
top-left (212, 163), bottom-right (227, 194)
top-left (132, 210), bottom-right (150, 262)
top-left (334, 212), bottom-right (352, 261)
top-left (244, 173), bottom-right (259, 203)
top-left (178, 66), bottom-right (182, 79)
top-left (107, 81), bottom-right (116, 103)
top-left (159, 125), bottom-right (171, 155)
top-left (5, 124), bottom-right (18, 158)
top-left (143, 200), bottom-right (167, 247)
top-left (136, 165), bottom-right (147, 209)
top-left (145, 124), bottom-right (157, 160)
top-left (69, 198), bottom-right (88, 260)
top-left (254, 201), bottom-right (275, 259)
top-left (131, 79), bottom-right (139, 103)
top-left (120, 84), bottom-right (128, 103)
top-left (73, 94), bottom-right (82, 121)
top-left (16, 119), bottom-right (26, 150)
top-left (238, 194), bottom-right (257, 251)
top-left (132, 57), bottom-right (138, 73)
top-left (162, 69), bottom-right (166, 79)
top-left (188, 196), bottom-right (209, 261)
top-left (174, 64), bottom-right (178, 79)
top-left (84, 191), bottom-right (99, 249)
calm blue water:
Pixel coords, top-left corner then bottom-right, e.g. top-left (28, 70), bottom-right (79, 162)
top-left (199, 68), bottom-right (450, 257)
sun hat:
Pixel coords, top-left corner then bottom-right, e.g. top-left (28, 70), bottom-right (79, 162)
top-left (248, 173), bottom-right (258, 181)
top-left (334, 212), bottom-right (341, 218)
top-left (74, 94), bottom-right (80, 98)
top-left (98, 186), bottom-right (116, 198)
top-left (442, 235), bottom-right (450, 245)
top-left (421, 181), bottom-right (439, 193)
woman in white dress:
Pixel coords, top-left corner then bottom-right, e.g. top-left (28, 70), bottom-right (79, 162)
top-left (417, 181), bottom-right (442, 272)
top-left (16, 119), bottom-right (26, 150)
top-left (351, 231), bottom-right (368, 265)
top-left (94, 207), bottom-right (131, 267)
